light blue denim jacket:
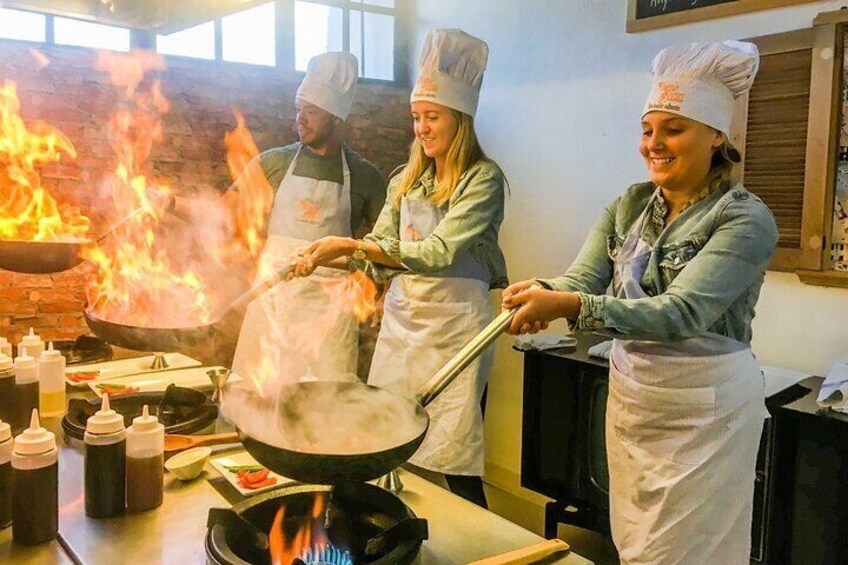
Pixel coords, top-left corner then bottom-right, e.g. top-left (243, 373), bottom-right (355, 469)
top-left (541, 182), bottom-right (778, 344)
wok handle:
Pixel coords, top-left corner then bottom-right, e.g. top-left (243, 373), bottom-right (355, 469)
top-left (212, 263), bottom-right (295, 319)
top-left (465, 539), bottom-right (570, 565)
top-left (415, 284), bottom-right (540, 408)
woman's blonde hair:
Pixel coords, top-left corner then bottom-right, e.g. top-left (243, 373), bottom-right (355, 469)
top-left (707, 137), bottom-right (741, 192)
top-left (393, 110), bottom-right (485, 206)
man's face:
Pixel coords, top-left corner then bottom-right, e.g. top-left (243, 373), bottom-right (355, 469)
top-left (295, 100), bottom-right (339, 149)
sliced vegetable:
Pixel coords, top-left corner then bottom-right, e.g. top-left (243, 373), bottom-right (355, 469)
top-left (96, 384), bottom-right (139, 396)
top-left (68, 371), bottom-right (99, 382)
top-left (223, 464), bottom-right (265, 474)
top-left (239, 477), bottom-right (277, 490)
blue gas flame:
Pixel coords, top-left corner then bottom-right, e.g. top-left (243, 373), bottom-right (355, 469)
top-left (300, 544), bottom-right (353, 565)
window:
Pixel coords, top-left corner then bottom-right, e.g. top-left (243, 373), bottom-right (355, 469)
top-left (222, 2), bottom-right (275, 66)
top-left (54, 17), bottom-right (130, 52)
top-left (156, 21), bottom-right (215, 60)
top-left (294, 1), bottom-right (343, 71)
top-left (295, 0), bottom-right (397, 81)
top-left (734, 14), bottom-right (844, 286)
top-left (0, 8), bottom-right (46, 42)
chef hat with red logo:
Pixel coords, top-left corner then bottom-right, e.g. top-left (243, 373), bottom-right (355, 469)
top-left (643, 40), bottom-right (759, 136)
top-left (410, 29), bottom-right (488, 117)
top-left (296, 52), bottom-right (359, 120)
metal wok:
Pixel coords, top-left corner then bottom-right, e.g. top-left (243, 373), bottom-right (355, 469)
top-left (0, 208), bottom-right (147, 274)
top-left (82, 264), bottom-right (296, 352)
top-left (0, 238), bottom-right (90, 274)
top-left (234, 305), bottom-right (522, 484)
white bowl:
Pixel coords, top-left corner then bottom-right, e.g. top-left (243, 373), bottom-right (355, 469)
top-left (164, 447), bottom-right (212, 481)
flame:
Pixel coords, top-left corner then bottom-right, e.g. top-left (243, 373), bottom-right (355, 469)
top-left (83, 50), bottom-right (210, 328)
top-left (321, 272), bottom-right (378, 324)
top-left (224, 109), bottom-right (274, 259)
top-left (269, 493), bottom-right (330, 565)
top-left (0, 80), bottom-right (89, 242)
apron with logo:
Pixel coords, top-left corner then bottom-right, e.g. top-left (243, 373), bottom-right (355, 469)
top-left (606, 203), bottom-right (767, 564)
top-left (368, 196), bottom-right (493, 476)
top-left (232, 146), bottom-right (359, 390)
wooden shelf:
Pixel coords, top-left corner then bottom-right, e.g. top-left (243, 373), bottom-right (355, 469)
top-left (796, 269), bottom-right (848, 288)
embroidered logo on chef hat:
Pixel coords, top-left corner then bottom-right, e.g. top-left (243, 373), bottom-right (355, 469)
top-left (413, 75), bottom-right (439, 98)
top-left (410, 29), bottom-right (488, 117)
top-left (643, 40), bottom-right (759, 136)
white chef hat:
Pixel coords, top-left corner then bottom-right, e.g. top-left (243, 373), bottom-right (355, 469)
top-left (296, 52), bottom-right (359, 120)
top-left (643, 40), bottom-right (759, 136)
top-left (410, 29), bottom-right (488, 117)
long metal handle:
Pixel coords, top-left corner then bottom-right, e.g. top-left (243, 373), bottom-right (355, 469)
top-left (416, 284), bottom-right (541, 407)
top-left (211, 263), bottom-right (295, 320)
top-left (416, 305), bottom-right (517, 407)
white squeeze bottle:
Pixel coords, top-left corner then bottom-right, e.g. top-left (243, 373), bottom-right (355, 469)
top-left (0, 337), bottom-right (12, 359)
top-left (18, 329), bottom-right (44, 359)
top-left (126, 405), bottom-right (164, 512)
top-left (38, 343), bottom-right (66, 418)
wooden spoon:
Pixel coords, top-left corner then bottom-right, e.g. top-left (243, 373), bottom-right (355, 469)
top-left (164, 432), bottom-right (240, 453)
top-left (466, 539), bottom-right (570, 565)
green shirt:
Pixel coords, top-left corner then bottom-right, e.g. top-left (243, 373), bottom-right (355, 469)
top-left (542, 182), bottom-right (778, 344)
top-left (361, 159), bottom-right (509, 289)
top-left (252, 142), bottom-right (387, 235)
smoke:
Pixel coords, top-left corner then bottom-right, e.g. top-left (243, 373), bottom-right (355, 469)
top-left (222, 381), bottom-right (428, 456)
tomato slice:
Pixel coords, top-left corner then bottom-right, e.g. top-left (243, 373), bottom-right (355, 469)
top-left (240, 477), bottom-right (277, 490)
top-left (242, 468), bottom-right (270, 484)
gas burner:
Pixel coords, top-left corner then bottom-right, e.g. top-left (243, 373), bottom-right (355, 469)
top-left (52, 335), bottom-right (112, 365)
top-left (297, 544), bottom-right (353, 565)
top-left (206, 482), bottom-right (428, 565)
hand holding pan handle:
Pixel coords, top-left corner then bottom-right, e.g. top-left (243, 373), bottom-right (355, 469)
top-left (416, 284), bottom-right (542, 407)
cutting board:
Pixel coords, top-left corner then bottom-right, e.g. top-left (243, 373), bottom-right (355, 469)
top-left (87, 365), bottom-right (240, 397)
top-left (66, 353), bottom-right (202, 387)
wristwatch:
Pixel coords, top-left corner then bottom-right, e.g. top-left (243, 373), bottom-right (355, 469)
top-left (352, 240), bottom-right (366, 261)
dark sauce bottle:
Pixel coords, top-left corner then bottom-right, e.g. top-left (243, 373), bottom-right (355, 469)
top-left (11, 349), bottom-right (39, 436)
top-left (0, 355), bottom-right (14, 427)
top-left (0, 417), bottom-right (12, 529)
top-left (11, 410), bottom-right (58, 545)
top-left (84, 394), bottom-right (127, 518)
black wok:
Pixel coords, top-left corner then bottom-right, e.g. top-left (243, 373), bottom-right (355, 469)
top-left (0, 238), bottom-right (89, 273)
top-left (232, 304), bottom-right (523, 484)
top-left (84, 307), bottom-right (218, 352)
top-left (82, 264), bottom-right (296, 351)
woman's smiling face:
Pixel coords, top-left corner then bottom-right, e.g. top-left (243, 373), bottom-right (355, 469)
top-left (639, 111), bottom-right (722, 194)
top-left (411, 101), bottom-right (459, 161)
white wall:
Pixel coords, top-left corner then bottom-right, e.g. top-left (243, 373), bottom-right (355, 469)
top-left (407, 0), bottom-right (848, 483)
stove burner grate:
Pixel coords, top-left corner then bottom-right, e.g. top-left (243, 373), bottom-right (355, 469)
top-left (297, 544), bottom-right (353, 565)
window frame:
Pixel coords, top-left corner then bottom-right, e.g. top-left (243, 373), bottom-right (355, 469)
top-left (0, 0), bottom-right (408, 85)
top-left (731, 16), bottom-right (844, 285)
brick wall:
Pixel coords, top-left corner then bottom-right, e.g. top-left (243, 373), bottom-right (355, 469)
top-left (0, 41), bottom-right (413, 349)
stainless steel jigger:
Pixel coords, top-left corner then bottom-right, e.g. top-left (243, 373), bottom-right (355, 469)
top-left (376, 469), bottom-right (404, 493)
top-left (207, 368), bottom-right (232, 404)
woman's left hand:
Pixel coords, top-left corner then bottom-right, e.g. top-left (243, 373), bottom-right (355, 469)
top-left (293, 237), bottom-right (355, 277)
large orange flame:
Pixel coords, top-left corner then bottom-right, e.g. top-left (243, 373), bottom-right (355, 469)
top-left (269, 493), bottom-right (330, 565)
top-left (83, 50), bottom-right (210, 328)
top-left (0, 80), bottom-right (89, 242)
top-left (224, 109), bottom-right (274, 259)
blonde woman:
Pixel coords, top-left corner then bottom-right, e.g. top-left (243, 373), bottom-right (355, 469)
top-left (296, 29), bottom-right (507, 507)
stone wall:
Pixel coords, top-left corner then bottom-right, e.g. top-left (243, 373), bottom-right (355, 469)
top-left (0, 41), bottom-right (413, 347)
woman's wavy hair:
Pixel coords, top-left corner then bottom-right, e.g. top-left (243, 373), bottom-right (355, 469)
top-left (707, 136), bottom-right (742, 191)
top-left (392, 109), bottom-right (485, 206)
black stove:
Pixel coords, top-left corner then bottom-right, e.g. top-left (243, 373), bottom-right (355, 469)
top-left (206, 482), bottom-right (427, 565)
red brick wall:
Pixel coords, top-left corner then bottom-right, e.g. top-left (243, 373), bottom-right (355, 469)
top-left (0, 41), bottom-right (413, 347)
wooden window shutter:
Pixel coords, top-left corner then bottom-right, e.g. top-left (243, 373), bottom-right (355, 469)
top-left (734, 25), bottom-right (841, 272)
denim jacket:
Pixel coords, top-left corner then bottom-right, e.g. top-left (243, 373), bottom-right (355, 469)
top-left (541, 182), bottom-right (778, 344)
top-left (359, 159), bottom-right (509, 289)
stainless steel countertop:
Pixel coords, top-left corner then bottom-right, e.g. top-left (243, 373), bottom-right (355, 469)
top-left (1, 383), bottom-right (593, 565)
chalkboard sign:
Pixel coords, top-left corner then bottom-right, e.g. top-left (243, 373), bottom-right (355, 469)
top-left (627, 0), bottom-right (822, 33)
top-left (636, 0), bottom-right (737, 20)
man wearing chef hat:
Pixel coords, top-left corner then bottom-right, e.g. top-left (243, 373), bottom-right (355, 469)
top-left (194, 52), bottom-right (388, 387)
top-left (504, 41), bottom-right (777, 562)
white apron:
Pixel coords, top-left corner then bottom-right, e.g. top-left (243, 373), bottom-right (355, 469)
top-left (232, 146), bottom-right (359, 390)
top-left (368, 196), bottom-right (493, 476)
top-left (607, 205), bottom-right (767, 564)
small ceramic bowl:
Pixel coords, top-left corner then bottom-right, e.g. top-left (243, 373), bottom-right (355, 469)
top-left (164, 447), bottom-right (212, 481)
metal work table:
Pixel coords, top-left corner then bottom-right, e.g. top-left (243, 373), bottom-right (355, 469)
top-left (1, 393), bottom-right (592, 565)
